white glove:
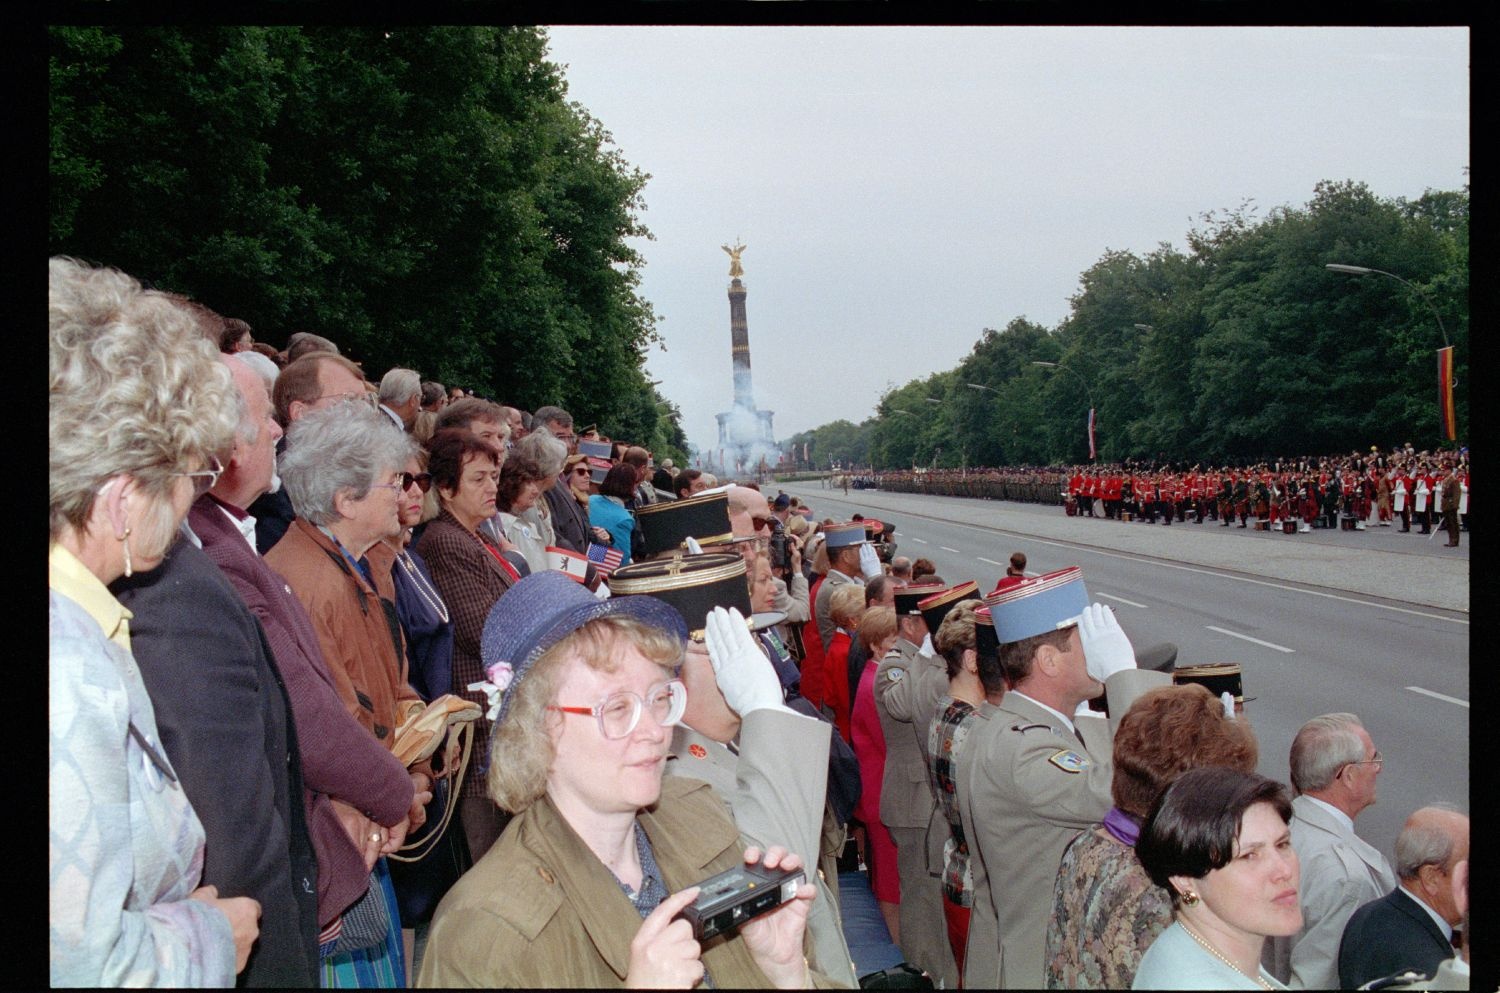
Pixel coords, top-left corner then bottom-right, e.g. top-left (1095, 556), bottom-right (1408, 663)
top-left (858, 542), bottom-right (882, 580)
top-left (684, 535), bottom-right (704, 555)
top-left (593, 579), bottom-right (611, 600)
top-left (1221, 691), bottom-right (1236, 719)
top-left (704, 606), bottom-right (788, 716)
top-left (918, 633), bottom-right (935, 658)
top-left (1077, 603), bottom-right (1136, 684)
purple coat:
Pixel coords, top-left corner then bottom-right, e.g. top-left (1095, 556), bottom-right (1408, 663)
top-left (189, 496), bottom-right (413, 927)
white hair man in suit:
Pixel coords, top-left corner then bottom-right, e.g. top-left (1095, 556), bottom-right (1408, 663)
top-left (1338, 805), bottom-right (1468, 988)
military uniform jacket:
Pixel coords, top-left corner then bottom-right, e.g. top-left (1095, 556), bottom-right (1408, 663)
top-left (958, 669), bottom-right (1169, 989)
top-left (873, 639), bottom-right (950, 873)
top-left (418, 778), bottom-right (839, 988)
top-left (666, 710), bottom-right (857, 987)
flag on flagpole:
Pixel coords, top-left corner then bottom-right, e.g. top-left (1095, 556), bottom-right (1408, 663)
top-left (1087, 408), bottom-right (1097, 460)
top-left (587, 542), bottom-right (624, 576)
top-left (1438, 346), bottom-right (1457, 441)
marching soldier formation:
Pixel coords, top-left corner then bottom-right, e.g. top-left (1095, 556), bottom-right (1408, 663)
top-left (870, 446), bottom-right (1469, 548)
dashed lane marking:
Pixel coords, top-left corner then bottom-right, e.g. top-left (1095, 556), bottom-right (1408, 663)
top-left (940, 546), bottom-right (961, 554)
top-left (1205, 625), bottom-right (1295, 653)
top-left (1097, 593), bottom-right (1148, 608)
top-left (1406, 686), bottom-right (1469, 708)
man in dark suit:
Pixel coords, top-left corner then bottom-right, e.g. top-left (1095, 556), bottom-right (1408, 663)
top-left (1338, 805), bottom-right (1469, 988)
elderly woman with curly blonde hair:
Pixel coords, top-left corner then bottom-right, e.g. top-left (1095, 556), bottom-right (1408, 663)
top-left (49, 257), bottom-right (261, 986)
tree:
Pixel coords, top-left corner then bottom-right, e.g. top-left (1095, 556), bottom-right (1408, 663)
top-left (49, 26), bottom-right (662, 436)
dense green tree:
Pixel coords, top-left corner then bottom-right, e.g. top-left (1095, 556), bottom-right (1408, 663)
top-left (803, 181), bottom-right (1466, 469)
top-left (49, 25), bottom-right (660, 437)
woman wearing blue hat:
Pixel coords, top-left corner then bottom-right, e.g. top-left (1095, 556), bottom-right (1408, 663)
top-left (417, 571), bottom-right (826, 988)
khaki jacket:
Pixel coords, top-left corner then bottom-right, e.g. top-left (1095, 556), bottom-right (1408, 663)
top-left (418, 777), bottom-right (836, 988)
top-left (958, 668), bottom-right (1169, 989)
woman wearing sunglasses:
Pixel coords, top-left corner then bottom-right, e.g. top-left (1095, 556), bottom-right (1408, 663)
top-left (418, 571), bottom-right (823, 988)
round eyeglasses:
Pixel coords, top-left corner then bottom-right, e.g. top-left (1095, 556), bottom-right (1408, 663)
top-left (549, 679), bottom-right (687, 740)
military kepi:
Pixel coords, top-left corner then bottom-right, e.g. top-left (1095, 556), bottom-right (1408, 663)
top-left (823, 521), bottom-right (871, 549)
top-left (607, 552), bottom-right (750, 641)
top-left (634, 491), bottom-right (734, 559)
top-left (985, 565), bottom-right (1090, 644)
top-left (894, 582), bottom-right (947, 616)
top-left (917, 580), bottom-right (981, 633)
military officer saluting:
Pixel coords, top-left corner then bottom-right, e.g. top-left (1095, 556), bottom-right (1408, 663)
top-left (955, 567), bottom-right (1170, 989)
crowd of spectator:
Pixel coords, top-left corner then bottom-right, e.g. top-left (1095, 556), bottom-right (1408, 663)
top-left (51, 256), bottom-right (1468, 990)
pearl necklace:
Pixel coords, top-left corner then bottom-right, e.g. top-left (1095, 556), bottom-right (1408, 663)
top-left (395, 547), bottom-right (450, 625)
top-left (1178, 920), bottom-right (1275, 990)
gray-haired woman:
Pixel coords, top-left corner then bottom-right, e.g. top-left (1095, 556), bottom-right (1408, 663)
top-left (49, 257), bottom-right (260, 985)
top-left (265, 403), bottom-right (434, 986)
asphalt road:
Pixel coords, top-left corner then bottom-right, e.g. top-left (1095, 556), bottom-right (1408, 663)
top-left (779, 482), bottom-right (1469, 859)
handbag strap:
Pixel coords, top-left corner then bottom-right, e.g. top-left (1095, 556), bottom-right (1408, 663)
top-left (385, 719), bottom-right (473, 863)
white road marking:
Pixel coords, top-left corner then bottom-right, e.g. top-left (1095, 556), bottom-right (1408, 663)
top-left (1406, 686), bottom-right (1469, 708)
top-left (977, 557), bottom-right (1004, 566)
top-left (1097, 592), bottom-right (1148, 608)
top-left (1205, 625), bottom-right (1295, 653)
top-left (940, 546), bottom-right (961, 554)
top-left (912, 537), bottom-right (928, 544)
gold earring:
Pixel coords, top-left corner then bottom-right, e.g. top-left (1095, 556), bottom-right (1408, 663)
top-left (120, 527), bottom-right (133, 578)
top-left (1181, 890), bottom-right (1200, 906)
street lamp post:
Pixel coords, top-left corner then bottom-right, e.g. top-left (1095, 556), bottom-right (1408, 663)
top-left (1327, 262), bottom-right (1458, 441)
top-left (1033, 361), bottom-right (1099, 461)
top-left (1325, 264), bottom-right (1450, 348)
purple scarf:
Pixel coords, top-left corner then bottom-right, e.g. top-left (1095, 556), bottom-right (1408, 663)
top-left (1103, 806), bottom-right (1142, 846)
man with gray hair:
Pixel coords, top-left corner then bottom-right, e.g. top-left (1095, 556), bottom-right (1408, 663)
top-left (531, 404), bottom-right (577, 455)
top-left (376, 367), bottom-right (421, 432)
top-left (1264, 713), bottom-right (1396, 988)
top-left (1338, 805), bottom-right (1469, 988)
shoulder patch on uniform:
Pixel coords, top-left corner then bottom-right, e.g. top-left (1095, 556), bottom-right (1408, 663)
top-left (688, 743), bottom-right (707, 759)
top-left (886, 667), bottom-right (905, 683)
top-left (1048, 749), bottom-right (1091, 773)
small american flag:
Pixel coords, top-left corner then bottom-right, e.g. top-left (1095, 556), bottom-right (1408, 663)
top-left (587, 542), bottom-right (624, 576)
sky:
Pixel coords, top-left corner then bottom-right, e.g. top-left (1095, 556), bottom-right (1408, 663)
top-left (540, 27), bottom-right (1469, 456)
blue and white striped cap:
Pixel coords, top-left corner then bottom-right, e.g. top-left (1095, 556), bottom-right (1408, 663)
top-left (986, 566), bottom-right (1090, 644)
top-left (823, 521), bottom-right (871, 550)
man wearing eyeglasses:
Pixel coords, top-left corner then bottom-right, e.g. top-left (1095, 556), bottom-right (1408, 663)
top-left (1264, 713), bottom-right (1395, 989)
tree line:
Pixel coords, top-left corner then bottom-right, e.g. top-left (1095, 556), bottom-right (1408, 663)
top-left (785, 180), bottom-right (1467, 471)
top-left (49, 25), bottom-right (690, 464)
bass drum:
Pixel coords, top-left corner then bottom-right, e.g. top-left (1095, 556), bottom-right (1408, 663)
top-left (1065, 496), bottom-right (1078, 517)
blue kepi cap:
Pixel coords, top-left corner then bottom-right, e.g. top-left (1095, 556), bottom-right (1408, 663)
top-left (986, 565), bottom-right (1090, 644)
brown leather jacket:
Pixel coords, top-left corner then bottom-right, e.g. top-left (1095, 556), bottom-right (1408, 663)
top-left (266, 519), bottom-right (429, 779)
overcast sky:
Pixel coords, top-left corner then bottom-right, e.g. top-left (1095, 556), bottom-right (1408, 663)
top-left (541, 27), bottom-right (1468, 455)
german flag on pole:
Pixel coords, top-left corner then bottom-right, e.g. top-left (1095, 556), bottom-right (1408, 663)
top-left (1438, 346), bottom-right (1457, 441)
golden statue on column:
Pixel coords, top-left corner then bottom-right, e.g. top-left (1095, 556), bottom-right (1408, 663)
top-left (721, 240), bottom-right (747, 279)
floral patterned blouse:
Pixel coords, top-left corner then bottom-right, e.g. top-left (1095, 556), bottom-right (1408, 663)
top-left (927, 698), bottom-right (978, 906)
top-left (1043, 826), bottom-right (1173, 989)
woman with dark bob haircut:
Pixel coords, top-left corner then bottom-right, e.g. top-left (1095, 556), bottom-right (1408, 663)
top-left (1045, 684), bottom-right (1259, 988)
top-left (589, 462), bottom-right (641, 565)
top-left (1131, 768), bottom-right (1299, 990)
